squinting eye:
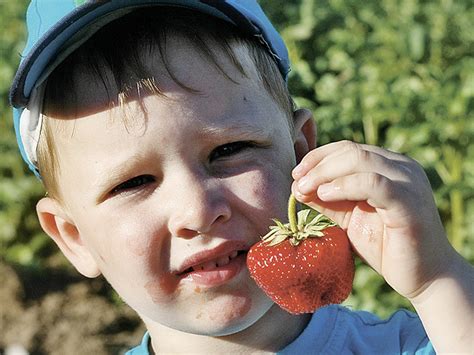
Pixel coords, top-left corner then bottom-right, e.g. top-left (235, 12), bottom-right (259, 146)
top-left (111, 175), bottom-right (155, 194)
top-left (209, 141), bottom-right (256, 162)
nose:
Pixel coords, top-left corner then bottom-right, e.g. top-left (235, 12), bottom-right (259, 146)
top-left (165, 169), bottom-right (231, 239)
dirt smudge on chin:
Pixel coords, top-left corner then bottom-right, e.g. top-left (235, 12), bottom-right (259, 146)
top-left (145, 274), bottom-right (180, 304)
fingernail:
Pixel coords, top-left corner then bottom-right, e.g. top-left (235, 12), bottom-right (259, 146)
top-left (297, 177), bottom-right (310, 193)
top-left (292, 164), bottom-right (304, 178)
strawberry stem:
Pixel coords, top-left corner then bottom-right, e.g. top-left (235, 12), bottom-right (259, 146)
top-left (288, 194), bottom-right (298, 233)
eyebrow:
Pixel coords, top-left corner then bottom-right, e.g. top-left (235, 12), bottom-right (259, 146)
top-left (199, 119), bottom-right (272, 141)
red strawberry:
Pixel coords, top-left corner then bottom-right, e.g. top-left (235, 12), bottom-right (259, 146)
top-left (247, 195), bottom-right (354, 314)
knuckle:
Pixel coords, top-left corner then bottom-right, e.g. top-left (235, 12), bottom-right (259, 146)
top-left (341, 140), bottom-right (356, 150)
top-left (401, 159), bottom-right (430, 184)
top-left (404, 157), bottom-right (420, 172)
top-left (301, 148), bottom-right (319, 165)
top-left (340, 139), bottom-right (353, 147)
top-left (403, 156), bottom-right (427, 178)
top-left (340, 140), bottom-right (357, 154)
top-left (367, 172), bottom-right (387, 192)
top-left (348, 142), bottom-right (369, 163)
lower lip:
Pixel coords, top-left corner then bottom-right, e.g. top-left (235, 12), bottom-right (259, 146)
top-left (182, 253), bottom-right (246, 287)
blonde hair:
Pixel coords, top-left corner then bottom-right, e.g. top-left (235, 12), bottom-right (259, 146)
top-left (38, 7), bottom-right (293, 199)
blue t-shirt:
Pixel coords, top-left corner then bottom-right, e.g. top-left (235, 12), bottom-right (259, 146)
top-left (126, 305), bottom-right (434, 354)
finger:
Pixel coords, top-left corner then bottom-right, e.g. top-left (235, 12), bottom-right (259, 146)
top-left (292, 141), bottom-right (345, 178)
top-left (315, 172), bottom-right (411, 213)
top-left (291, 181), bottom-right (359, 226)
top-left (295, 147), bottom-right (409, 196)
top-left (293, 140), bottom-right (412, 179)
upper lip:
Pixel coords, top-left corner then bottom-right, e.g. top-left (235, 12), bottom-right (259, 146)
top-left (175, 241), bottom-right (249, 275)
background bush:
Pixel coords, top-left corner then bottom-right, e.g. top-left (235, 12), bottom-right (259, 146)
top-left (1, 0), bottom-right (473, 319)
top-left (260, 0), bottom-right (473, 316)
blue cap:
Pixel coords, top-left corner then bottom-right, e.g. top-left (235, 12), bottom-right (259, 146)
top-left (9, 0), bottom-right (290, 177)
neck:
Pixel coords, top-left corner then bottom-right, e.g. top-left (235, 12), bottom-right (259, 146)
top-left (144, 305), bottom-right (311, 354)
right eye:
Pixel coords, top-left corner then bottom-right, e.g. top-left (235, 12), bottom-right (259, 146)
top-left (111, 175), bottom-right (155, 195)
top-left (209, 141), bottom-right (257, 162)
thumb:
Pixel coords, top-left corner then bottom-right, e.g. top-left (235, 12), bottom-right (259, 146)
top-left (291, 181), bottom-right (365, 229)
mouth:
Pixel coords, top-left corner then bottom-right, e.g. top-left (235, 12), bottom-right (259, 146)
top-left (176, 250), bottom-right (247, 276)
top-left (175, 245), bottom-right (249, 287)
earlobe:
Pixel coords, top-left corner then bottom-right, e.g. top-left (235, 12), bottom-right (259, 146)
top-left (292, 108), bottom-right (317, 163)
top-left (36, 197), bottom-right (101, 278)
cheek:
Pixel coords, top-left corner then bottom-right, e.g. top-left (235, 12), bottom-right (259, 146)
top-left (95, 230), bottom-right (178, 311)
top-left (125, 232), bottom-right (148, 256)
top-left (87, 206), bottom-right (165, 258)
top-left (231, 159), bottom-right (292, 238)
top-left (238, 160), bottom-right (294, 225)
top-left (78, 211), bottom-right (171, 289)
top-left (95, 217), bottom-right (153, 261)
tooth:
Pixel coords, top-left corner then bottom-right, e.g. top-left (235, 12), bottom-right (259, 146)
top-left (203, 260), bottom-right (217, 271)
top-left (192, 261), bottom-right (215, 272)
top-left (217, 255), bottom-right (230, 267)
top-left (190, 251), bottom-right (241, 272)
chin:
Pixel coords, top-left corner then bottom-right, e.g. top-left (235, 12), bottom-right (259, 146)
top-left (186, 293), bottom-right (274, 337)
top-left (140, 280), bottom-right (275, 337)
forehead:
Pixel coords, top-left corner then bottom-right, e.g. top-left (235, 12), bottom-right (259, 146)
top-left (46, 31), bottom-right (287, 148)
top-left (49, 35), bottom-right (287, 150)
top-left (45, 31), bottom-right (262, 121)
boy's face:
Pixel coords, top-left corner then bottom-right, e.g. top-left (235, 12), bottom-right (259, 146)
top-left (43, 37), bottom-right (312, 335)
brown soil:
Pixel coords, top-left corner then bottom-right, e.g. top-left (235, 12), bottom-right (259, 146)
top-left (0, 261), bottom-right (145, 355)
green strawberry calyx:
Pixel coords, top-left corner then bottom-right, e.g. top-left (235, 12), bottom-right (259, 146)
top-left (262, 194), bottom-right (336, 247)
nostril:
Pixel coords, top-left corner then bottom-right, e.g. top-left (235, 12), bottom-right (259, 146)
top-left (215, 214), bottom-right (229, 224)
top-left (176, 229), bottom-right (200, 239)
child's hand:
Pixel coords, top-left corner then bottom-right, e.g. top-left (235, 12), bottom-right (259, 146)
top-left (291, 140), bottom-right (454, 300)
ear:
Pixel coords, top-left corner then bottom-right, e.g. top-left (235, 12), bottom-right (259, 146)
top-left (292, 108), bottom-right (317, 163)
top-left (36, 197), bottom-right (101, 278)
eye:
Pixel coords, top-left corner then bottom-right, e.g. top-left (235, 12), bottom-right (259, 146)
top-left (111, 175), bottom-right (155, 195)
top-left (209, 141), bottom-right (257, 162)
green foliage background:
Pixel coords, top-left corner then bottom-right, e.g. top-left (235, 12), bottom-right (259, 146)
top-left (1, 0), bottom-right (473, 319)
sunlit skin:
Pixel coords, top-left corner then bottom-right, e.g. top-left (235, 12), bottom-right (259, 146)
top-left (36, 36), bottom-right (314, 353)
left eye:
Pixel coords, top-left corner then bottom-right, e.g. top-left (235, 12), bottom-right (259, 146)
top-left (209, 141), bottom-right (256, 161)
top-left (111, 175), bottom-right (155, 195)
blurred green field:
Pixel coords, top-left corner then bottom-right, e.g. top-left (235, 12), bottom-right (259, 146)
top-left (1, 0), bottom-right (473, 322)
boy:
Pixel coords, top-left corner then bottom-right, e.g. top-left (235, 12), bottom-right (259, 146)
top-left (9, 0), bottom-right (473, 354)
